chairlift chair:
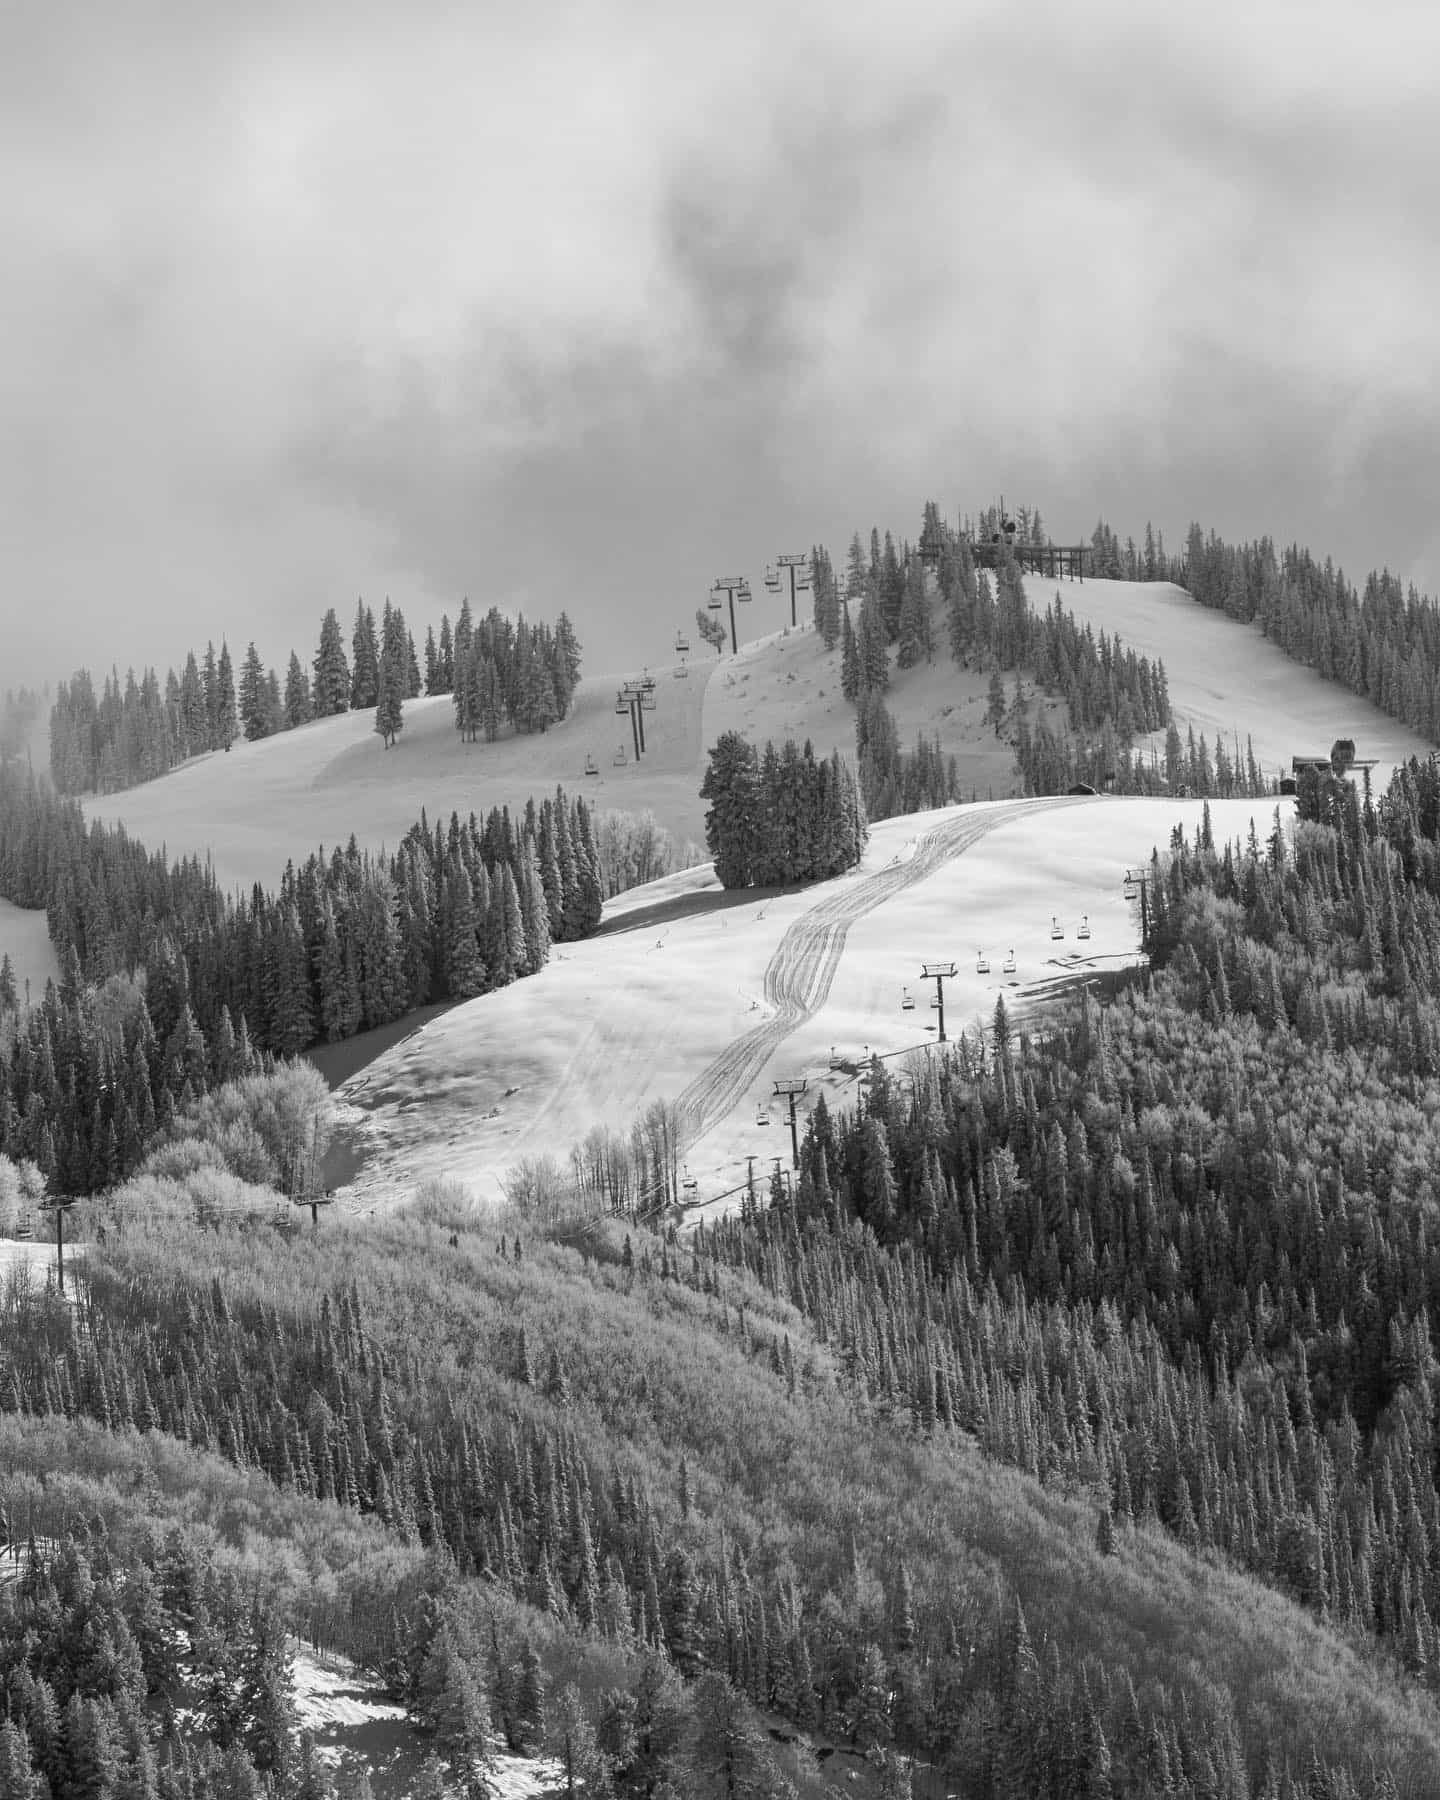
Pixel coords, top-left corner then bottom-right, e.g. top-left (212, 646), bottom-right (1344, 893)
top-left (613, 745), bottom-right (628, 766)
top-left (615, 694), bottom-right (630, 715)
top-left (829, 1045), bottom-right (847, 1070)
top-left (737, 582), bottom-right (753, 602)
top-left (681, 1167), bottom-right (698, 1198)
top-left (765, 565), bottom-right (781, 592)
top-left (756, 1103), bottom-right (771, 1127)
top-left (976, 950), bottom-right (990, 974)
top-left (583, 753), bottom-right (599, 776)
top-left (1077, 914), bottom-right (1091, 940)
top-left (1051, 916), bottom-right (1064, 940)
top-left (674, 662), bottom-right (689, 679)
top-left (674, 630), bottom-right (690, 653)
top-left (642, 692), bottom-right (657, 712)
top-left (901, 986), bottom-right (916, 1011)
top-left (708, 587), bottom-right (724, 611)
top-left (1002, 949), bottom-right (1016, 974)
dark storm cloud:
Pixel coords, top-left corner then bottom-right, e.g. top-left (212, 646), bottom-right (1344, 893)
top-left (4, 1), bottom-right (1440, 690)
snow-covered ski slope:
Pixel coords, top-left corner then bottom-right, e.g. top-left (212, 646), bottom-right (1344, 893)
top-left (1022, 574), bottom-right (1433, 782)
top-left (74, 577), bottom-right (1434, 901)
top-left (0, 899), bottom-right (59, 1010)
top-left (337, 794), bottom-right (1282, 1214)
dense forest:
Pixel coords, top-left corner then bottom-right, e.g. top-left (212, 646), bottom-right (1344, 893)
top-left (0, 757), bottom-right (605, 1192)
top-left (46, 599), bottom-right (582, 796)
top-left (700, 734), bottom-right (868, 889)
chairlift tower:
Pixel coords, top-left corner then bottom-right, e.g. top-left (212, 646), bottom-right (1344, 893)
top-left (710, 577), bottom-right (752, 656)
top-left (772, 1076), bottom-right (808, 1169)
top-left (37, 1197), bottom-right (76, 1295)
top-left (920, 960), bottom-right (958, 1043)
top-left (1123, 868), bottom-right (1151, 948)
top-left (618, 683), bottom-right (649, 757)
top-left (772, 553), bottom-right (812, 629)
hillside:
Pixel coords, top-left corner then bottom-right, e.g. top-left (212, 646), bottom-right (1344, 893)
top-left (66, 577), bottom-right (1432, 906)
top-left (20, 1186), bottom-right (1440, 1797)
top-left (1023, 573), bottom-right (1435, 785)
top-left (336, 794), bottom-right (1280, 1213)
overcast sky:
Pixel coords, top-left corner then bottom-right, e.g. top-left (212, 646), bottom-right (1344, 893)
top-left (5, 0), bottom-right (1440, 693)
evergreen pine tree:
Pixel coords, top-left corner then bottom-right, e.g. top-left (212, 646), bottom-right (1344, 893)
top-left (313, 609), bottom-right (350, 716)
top-left (438, 614), bottom-right (454, 691)
top-left (239, 644), bottom-right (270, 741)
top-left (284, 651), bottom-right (312, 727)
top-left (375, 646), bottom-right (405, 750)
top-left (841, 603), bottom-right (860, 700)
top-left (351, 602), bottom-right (380, 709)
top-left (215, 642), bottom-right (238, 748)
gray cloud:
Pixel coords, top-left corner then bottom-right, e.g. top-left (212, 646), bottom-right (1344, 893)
top-left (5, 0), bottom-right (1440, 693)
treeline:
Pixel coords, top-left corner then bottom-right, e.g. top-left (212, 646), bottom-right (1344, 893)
top-left (1016, 717), bottom-right (1273, 801)
top-left (591, 809), bottom-right (704, 902)
top-left (700, 733), bottom-right (867, 889)
top-left (1020, 509), bottom-right (1440, 754)
top-left (854, 695), bottom-right (961, 822)
top-left (0, 952), bottom-right (270, 1195)
top-left (46, 597), bottom-right (582, 794)
top-left (0, 759), bottom-right (606, 1187)
top-left (1181, 527), bottom-right (1440, 745)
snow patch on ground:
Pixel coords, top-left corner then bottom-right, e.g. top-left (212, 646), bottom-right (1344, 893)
top-left (290, 1648), bottom-right (563, 1798)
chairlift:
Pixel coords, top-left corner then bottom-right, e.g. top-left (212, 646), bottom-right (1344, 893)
top-left (829, 1045), bottom-right (847, 1070)
top-left (756, 1103), bottom-right (771, 1127)
top-left (613, 745), bottom-right (628, 766)
top-left (765, 565), bottom-right (781, 592)
top-left (642, 692), bottom-right (657, 712)
top-left (1002, 948), bottom-right (1016, 974)
top-left (901, 986), bottom-right (916, 1012)
top-left (583, 753), bottom-right (599, 776)
top-left (1122, 869), bottom-right (1138, 900)
top-left (1051, 916), bottom-right (1064, 940)
top-left (1077, 914), bottom-right (1091, 940)
top-left (976, 950), bottom-right (990, 974)
top-left (681, 1167), bottom-right (698, 1198)
top-left (674, 630), bottom-right (690, 653)
top-left (673, 662), bottom-right (689, 679)
top-left (931, 995), bottom-right (941, 1010)
top-left (708, 588), bottom-right (724, 611)
top-left (615, 694), bottom-right (630, 715)
top-left (796, 571), bottom-right (812, 590)
top-left (737, 582), bottom-right (753, 602)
